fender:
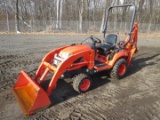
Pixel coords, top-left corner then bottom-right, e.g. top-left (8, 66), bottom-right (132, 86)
top-left (108, 50), bottom-right (128, 66)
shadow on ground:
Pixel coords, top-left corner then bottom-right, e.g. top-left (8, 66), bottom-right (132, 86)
top-left (40, 71), bottom-right (111, 107)
top-left (127, 53), bottom-right (160, 76)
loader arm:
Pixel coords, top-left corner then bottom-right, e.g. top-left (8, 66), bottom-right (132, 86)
top-left (41, 50), bottom-right (94, 96)
top-left (34, 46), bottom-right (68, 83)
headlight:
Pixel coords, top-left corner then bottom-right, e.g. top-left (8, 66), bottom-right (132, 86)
top-left (59, 52), bottom-right (71, 59)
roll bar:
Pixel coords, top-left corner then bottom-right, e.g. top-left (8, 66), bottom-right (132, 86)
top-left (103, 4), bottom-right (137, 38)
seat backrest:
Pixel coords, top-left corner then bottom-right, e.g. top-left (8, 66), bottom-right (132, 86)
top-left (105, 34), bottom-right (117, 46)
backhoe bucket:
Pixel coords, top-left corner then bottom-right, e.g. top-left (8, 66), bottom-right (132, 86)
top-left (12, 70), bottom-right (51, 115)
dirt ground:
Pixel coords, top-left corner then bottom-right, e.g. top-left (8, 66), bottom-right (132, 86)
top-left (0, 34), bottom-right (160, 120)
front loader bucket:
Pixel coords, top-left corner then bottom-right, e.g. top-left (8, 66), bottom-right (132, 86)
top-left (12, 70), bottom-right (51, 115)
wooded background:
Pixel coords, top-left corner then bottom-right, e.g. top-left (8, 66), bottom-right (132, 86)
top-left (0, 0), bottom-right (160, 33)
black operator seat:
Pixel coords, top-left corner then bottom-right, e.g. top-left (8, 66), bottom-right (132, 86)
top-left (97, 34), bottom-right (117, 53)
top-left (105, 34), bottom-right (117, 47)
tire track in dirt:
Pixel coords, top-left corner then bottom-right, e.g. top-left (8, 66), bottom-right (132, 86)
top-left (0, 55), bottom-right (18, 60)
top-left (143, 101), bottom-right (160, 120)
top-left (79, 106), bottom-right (107, 120)
top-left (128, 100), bottom-right (160, 120)
top-left (34, 90), bottom-right (116, 120)
top-left (0, 54), bottom-right (40, 92)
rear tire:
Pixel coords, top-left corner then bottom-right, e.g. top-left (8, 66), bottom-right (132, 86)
top-left (73, 73), bottom-right (91, 93)
top-left (110, 58), bottom-right (127, 80)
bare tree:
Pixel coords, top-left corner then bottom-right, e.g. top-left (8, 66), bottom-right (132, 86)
top-left (15, 0), bottom-right (20, 33)
top-left (86, 0), bottom-right (90, 29)
top-left (92, 0), bottom-right (96, 27)
top-left (29, 1), bottom-right (34, 32)
top-left (2, 0), bottom-right (9, 32)
top-left (56, 0), bottom-right (63, 29)
top-left (100, 0), bottom-right (110, 32)
top-left (147, 0), bottom-right (153, 32)
top-left (78, 0), bottom-right (84, 33)
top-left (138, 0), bottom-right (145, 22)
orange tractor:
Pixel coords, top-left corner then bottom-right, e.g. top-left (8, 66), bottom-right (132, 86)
top-left (12, 4), bottom-right (138, 115)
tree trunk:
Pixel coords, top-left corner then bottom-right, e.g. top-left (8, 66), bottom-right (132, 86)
top-left (79, 0), bottom-right (84, 33)
top-left (113, 0), bottom-right (118, 31)
top-left (100, 0), bottom-right (109, 33)
top-left (30, 1), bottom-right (34, 32)
top-left (100, 10), bottom-right (105, 33)
top-left (147, 0), bottom-right (153, 33)
top-left (16, 0), bottom-right (20, 32)
top-left (87, 0), bottom-right (90, 30)
top-left (3, 0), bottom-right (10, 32)
top-left (56, 0), bottom-right (63, 29)
top-left (59, 0), bottom-right (63, 29)
top-left (93, 0), bottom-right (96, 28)
top-left (56, 0), bottom-right (60, 29)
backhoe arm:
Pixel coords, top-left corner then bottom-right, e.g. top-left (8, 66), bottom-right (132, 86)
top-left (126, 22), bottom-right (138, 65)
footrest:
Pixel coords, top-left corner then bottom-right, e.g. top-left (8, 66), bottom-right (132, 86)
top-left (95, 63), bottom-right (108, 68)
top-left (94, 63), bottom-right (111, 71)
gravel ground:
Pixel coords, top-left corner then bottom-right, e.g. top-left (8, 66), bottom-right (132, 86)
top-left (0, 34), bottom-right (160, 120)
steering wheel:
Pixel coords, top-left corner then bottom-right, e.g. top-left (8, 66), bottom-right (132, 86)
top-left (90, 35), bottom-right (101, 44)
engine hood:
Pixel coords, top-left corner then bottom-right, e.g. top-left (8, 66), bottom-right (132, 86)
top-left (60, 44), bottom-right (91, 55)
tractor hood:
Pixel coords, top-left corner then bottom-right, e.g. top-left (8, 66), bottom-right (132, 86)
top-left (59, 44), bottom-right (91, 59)
top-left (61, 44), bottom-right (91, 54)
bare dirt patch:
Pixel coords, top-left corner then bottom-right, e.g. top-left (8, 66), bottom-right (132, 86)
top-left (0, 35), bottom-right (160, 120)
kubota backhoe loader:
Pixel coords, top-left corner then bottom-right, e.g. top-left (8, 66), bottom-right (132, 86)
top-left (12, 4), bottom-right (138, 115)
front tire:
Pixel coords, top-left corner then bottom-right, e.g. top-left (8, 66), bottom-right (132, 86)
top-left (110, 58), bottom-right (127, 80)
top-left (73, 73), bottom-right (92, 93)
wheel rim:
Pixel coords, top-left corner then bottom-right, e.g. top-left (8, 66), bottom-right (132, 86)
top-left (80, 79), bottom-right (90, 91)
top-left (118, 64), bottom-right (126, 76)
